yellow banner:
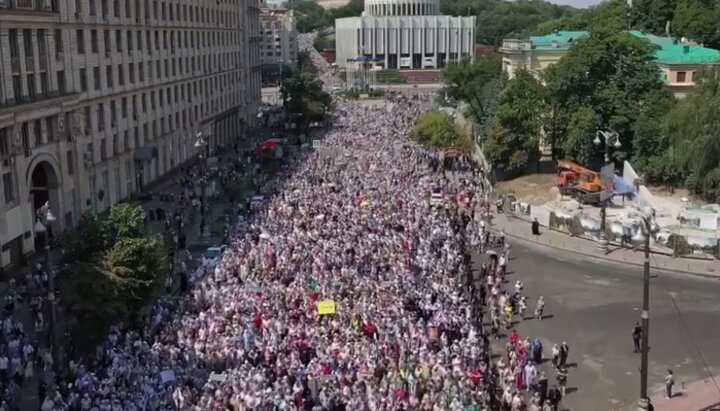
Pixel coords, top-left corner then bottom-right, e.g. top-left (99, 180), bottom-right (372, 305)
top-left (317, 300), bottom-right (337, 315)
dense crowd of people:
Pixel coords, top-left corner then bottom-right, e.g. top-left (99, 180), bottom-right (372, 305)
top-left (19, 33), bottom-right (572, 411)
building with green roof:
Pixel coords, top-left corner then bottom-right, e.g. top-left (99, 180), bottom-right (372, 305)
top-left (500, 30), bottom-right (720, 98)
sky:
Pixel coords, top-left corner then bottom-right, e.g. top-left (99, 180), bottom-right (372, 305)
top-left (546, 0), bottom-right (604, 7)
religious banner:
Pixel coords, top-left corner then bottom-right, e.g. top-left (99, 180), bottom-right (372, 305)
top-left (317, 300), bottom-right (337, 315)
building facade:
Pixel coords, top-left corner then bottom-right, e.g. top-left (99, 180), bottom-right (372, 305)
top-left (0, 0), bottom-right (261, 270)
top-left (500, 30), bottom-right (720, 98)
top-left (335, 0), bottom-right (475, 70)
top-left (260, 8), bottom-right (297, 85)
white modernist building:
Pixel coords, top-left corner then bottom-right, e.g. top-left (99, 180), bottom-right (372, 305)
top-left (0, 0), bottom-right (262, 271)
top-left (335, 0), bottom-right (475, 70)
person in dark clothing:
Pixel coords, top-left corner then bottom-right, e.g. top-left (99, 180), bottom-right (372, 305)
top-left (632, 322), bottom-right (643, 353)
top-left (547, 385), bottom-right (562, 411)
top-left (537, 371), bottom-right (548, 404)
top-left (531, 218), bottom-right (540, 235)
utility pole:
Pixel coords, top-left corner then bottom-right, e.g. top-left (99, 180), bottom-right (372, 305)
top-left (638, 216), bottom-right (651, 410)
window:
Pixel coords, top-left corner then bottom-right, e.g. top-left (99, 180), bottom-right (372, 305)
top-left (56, 70), bottom-right (66, 94)
top-left (34, 120), bottom-right (42, 147)
top-left (27, 74), bottom-right (36, 100)
top-left (128, 63), bottom-right (134, 84)
top-left (118, 64), bottom-right (124, 85)
top-left (138, 62), bottom-right (144, 82)
top-left (0, 128), bottom-right (9, 157)
top-left (91, 30), bottom-right (98, 53)
top-left (93, 67), bottom-right (101, 90)
top-left (46, 117), bottom-right (55, 142)
top-left (23, 29), bottom-right (33, 57)
top-left (106, 65), bottom-right (113, 88)
top-left (113, 134), bottom-right (119, 155)
top-left (53, 30), bottom-right (62, 54)
top-left (98, 102), bottom-right (105, 130)
top-left (40, 72), bottom-right (48, 96)
top-left (677, 71), bottom-right (687, 83)
top-left (89, 0), bottom-right (96, 15)
top-left (37, 29), bottom-right (47, 57)
top-left (116, 30), bottom-right (122, 52)
top-left (3, 172), bottom-right (16, 206)
top-left (67, 151), bottom-right (74, 175)
top-left (79, 68), bottom-right (87, 91)
top-left (76, 30), bottom-right (85, 54)
top-left (125, 160), bottom-right (133, 195)
top-left (100, 137), bottom-right (107, 160)
top-left (110, 100), bottom-right (117, 124)
top-left (121, 97), bottom-right (127, 118)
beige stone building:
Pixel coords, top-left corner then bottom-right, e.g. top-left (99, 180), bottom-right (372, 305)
top-left (0, 0), bottom-right (262, 270)
top-left (260, 8), bottom-right (297, 84)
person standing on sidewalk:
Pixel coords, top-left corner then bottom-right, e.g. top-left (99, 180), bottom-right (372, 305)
top-left (558, 341), bottom-right (570, 368)
top-left (632, 322), bottom-right (643, 353)
top-left (665, 369), bottom-right (675, 399)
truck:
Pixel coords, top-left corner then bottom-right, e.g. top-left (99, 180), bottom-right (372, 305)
top-left (556, 160), bottom-right (612, 204)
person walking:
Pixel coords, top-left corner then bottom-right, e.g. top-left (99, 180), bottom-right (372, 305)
top-left (535, 296), bottom-right (545, 320)
top-left (547, 385), bottom-right (562, 411)
top-left (551, 344), bottom-right (560, 369)
top-left (632, 322), bottom-right (643, 353)
top-left (559, 341), bottom-right (570, 368)
top-left (556, 367), bottom-right (568, 397)
top-left (665, 369), bottom-right (675, 399)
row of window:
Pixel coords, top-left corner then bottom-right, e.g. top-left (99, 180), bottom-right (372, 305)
top-left (72, 0), bottom-right (242, 28)
top-left (8, 28), bottom-right (241, 59)
top-left (74, 28), bottom-right (241, 55)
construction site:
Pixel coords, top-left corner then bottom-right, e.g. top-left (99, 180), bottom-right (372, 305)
top-left (499, 160), bottom-right (720, 259)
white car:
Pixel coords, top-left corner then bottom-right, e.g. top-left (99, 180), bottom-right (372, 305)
top-left (202, 245), bottom-right (227, 268)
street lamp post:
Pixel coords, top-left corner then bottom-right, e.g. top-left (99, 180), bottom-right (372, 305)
top-left (638, 215), bottom-right (654, 411)
top-left (34, 203), bottom-right (59, 368)
top-left (194, 132), bottom-right (209, 241)
top-left (593, 130), bottom-right (621, 254)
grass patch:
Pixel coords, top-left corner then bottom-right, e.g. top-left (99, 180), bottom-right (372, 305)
top-left (376, 70), bottom-right (406, 84)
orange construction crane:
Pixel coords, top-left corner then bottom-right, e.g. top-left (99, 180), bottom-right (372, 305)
top-left (556, 160), bottom-right (611, 204)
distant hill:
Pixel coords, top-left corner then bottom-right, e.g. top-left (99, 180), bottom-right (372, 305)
top-left (316, 0), bottom-right (350, 9)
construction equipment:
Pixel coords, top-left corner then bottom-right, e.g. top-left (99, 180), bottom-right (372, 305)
top-left (556, 160), bottom-right (613, 204)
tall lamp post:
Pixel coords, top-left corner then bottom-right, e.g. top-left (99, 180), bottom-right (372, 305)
top-left (194, 132), bottom-right (209, 241)
top-left (638, 214), bottom-right (656, 411)
top-left (34, 203), bottom-right (59, 367)
top-left (593, 130), bottom-right (621, 254)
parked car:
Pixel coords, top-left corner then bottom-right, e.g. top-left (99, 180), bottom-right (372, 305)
top-left (202, 245), bottom-right (227, 268)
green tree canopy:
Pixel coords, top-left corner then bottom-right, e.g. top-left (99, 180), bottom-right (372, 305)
top-left (543, 29), bottom-right (667, 164)
top-left (441, 55), bottom-right (503, 130)
top-left (60, 205), bottom-right (169, 350)
top-left (410, 111), bottom-right (471, 150)
top-left (441, 0), bottom-right (578, 45)
top-left (664, 67), bottom-right (720, 201)
top-left (484, 69), bottom-right (546, 174)
top-left (284, 0), bottom-right (331, 33)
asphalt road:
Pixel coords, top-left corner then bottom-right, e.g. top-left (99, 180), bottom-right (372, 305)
top-left (489, 240), bottom-right (720, 411)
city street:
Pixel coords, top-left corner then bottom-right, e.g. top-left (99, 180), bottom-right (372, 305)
top-left (493, 239), bottom-right (720, 410)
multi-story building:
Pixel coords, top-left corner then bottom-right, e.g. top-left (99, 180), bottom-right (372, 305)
top-left (500, 30), bottom-right (720, 98)
top-left (244, 0), bottom-right (263, 124)
top-left (0, 0), bottom-right (261, 270)
top-left (334, 0), bottom-right (476, 70)
top-left (260, 8), bottom-right (297, 85)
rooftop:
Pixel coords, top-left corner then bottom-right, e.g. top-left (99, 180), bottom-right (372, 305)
top-left (506, 30), bottom-right (720, 65)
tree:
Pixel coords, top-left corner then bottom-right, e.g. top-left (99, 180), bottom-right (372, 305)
top-left (630, 91), bottom-right (676, 182)
top-left (543, 29), bottom-right (666, 164)
top-left (630, 0), bottom-right (677, 35)
top-left (664, 67), bottom-right (720, 201)
top-left (672, 0), bottom-right (720, 48)
top-left (59, 205), bottom-right (169, 351)
top-left (536, 0), bottom-right (625, 35)
top-left (283, 0), bottom-right (330, 33)
top-left (109, 203), bottom-right (148, 239)
top-left (441, 0), bottom-right (579, 46)
top-left (410, 111), bottom-right (471, 150)
top-left (484, 69), bottom-right (546, 174)
top-left (441, 55), bottom-right (503, 136)
top-left (281, 70), bottom-right (331, 134)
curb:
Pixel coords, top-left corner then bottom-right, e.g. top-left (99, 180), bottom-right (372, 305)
top-left (498, 228), bottom-right (720, 280)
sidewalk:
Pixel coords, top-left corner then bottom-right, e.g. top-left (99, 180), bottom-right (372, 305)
top-left (493, 215), bottom-right (718, 277)
top-left (651, 377), bottom-right (720, 410)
